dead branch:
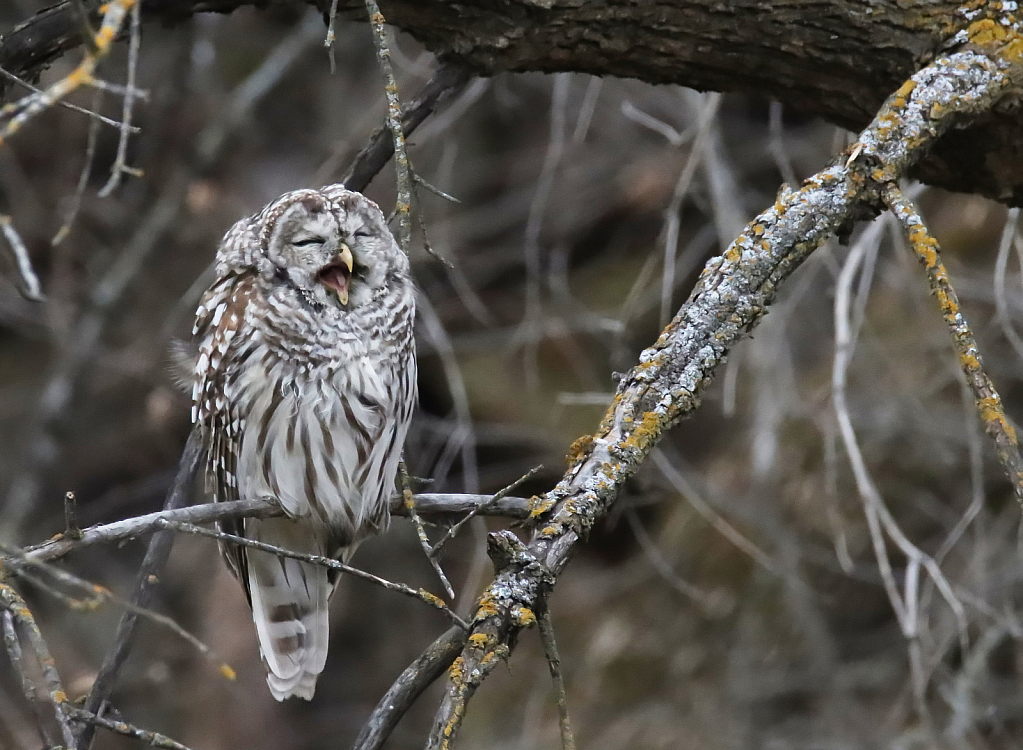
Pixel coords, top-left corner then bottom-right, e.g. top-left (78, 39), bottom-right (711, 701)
top-left (159, 519), bottom-right (470, 630)
top-left (24, 493), bottom-right (531, 563)
top-left (0, 582), bottom-right (77, 747)
top-left (537, 606), bottom-right (575, 750)
top-left (423, 39), bottom-right (1023, 749)
top-left (364, 0), bottom-right (412, 252)
top-left (339, 63), bottom-right (472, 192)
top-left (64, 706), bottom-right (192, 750)
top-left (351, 626), bottom-right (469, 750)
top-left (884, 184), bottom-right (1023, 503)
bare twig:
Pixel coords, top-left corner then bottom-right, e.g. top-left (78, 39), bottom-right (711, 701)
top-left (831, 210), bottom-right (967, 717)
top-left (431, 465), bottom-right (543, 557)
top-left (364, 0), bottom-right (412, 251)
top-left (24, 493), bottom-right (533, 562)
top-left (884, 184), bottom-right (1023, 503)
top-left (324, 0), bottom-right (341, 72)
top-left (65, 706), bottom-right (192, 750)
top-left (97, 0), bottom-right (142, 196)
top-left (0, 0), bottom-right (135, 147)
top-left (340, 63), bottom-right (472, 192)
top-left (0, 65), bottom-right (137, 133)
top-left (537, 606), bottom-right (576, 750)
top-left (0, 214), bottom-right (43, 301)
top-left (160, 518), bottom-right (469, 630)
top-left (63, 490), bottom-right (81, 540)
top-left (993, 208), bottom-right (1023, 361)
top-left (400, 460), bottom-right (456, 600)
top-left (52, 88), bottom-right (101, 245)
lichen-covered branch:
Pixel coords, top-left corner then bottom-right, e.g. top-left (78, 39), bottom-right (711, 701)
top-left (0, 0), bottom-right (135, 147)
top-left (425, 37), bottom-right (1023, 750)
top-left (884, 184), bottom-right (1023, 501)
top-left (0, 583), bottom-right (77, 747)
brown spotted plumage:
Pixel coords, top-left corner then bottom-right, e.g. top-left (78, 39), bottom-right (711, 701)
top-left (191, 186), bottom-right (416, 700)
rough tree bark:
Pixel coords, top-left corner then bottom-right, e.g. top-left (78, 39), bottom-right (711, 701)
top-left (2, 1), bottom-right (1022, 203)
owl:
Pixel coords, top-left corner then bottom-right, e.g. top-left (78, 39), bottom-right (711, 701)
top-left (190, 185), bottom-right (416, 700)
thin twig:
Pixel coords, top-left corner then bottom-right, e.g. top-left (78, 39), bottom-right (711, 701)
top-left (831, 210), bottom-right (968, 711)
top-left (537, 605), bottom-right (576, 750)
top-left (0, 0), bottom-right (136, 147)
top-left (24, 493), bottom-right (532, 562)
top-left (993, 208), bottom-right (1023, 361)
top-left (0, 66), bottom-right (137, 133)
top-left (412, 167), bottom-right (461, 204)
top-left (0, 214), bottom-right (43, 301)
top-left (884, 184), bottom-right (1023, 503)
top-left (63, 490), bottom-right (81, 540)
top-left (86, 79), bottom-right (150, 101)
top-left (65, 706), bottom-right (192, 750)
top-left (364, 0), bottom-right (412, 251)
top-left (160, 518), bottom-right (469, 630)
top-left (400, 460), bottom-right (456, 599)
top-left (340, 63), bottom-right (471, 192)
top-left (431, 466), bottom-right (543, 557)
top-left (1, 543), bottom-right (236, 679)
top-left (52, 88), bottom-right (102, 245)
top-left (324, 0), bottom-right (341, 73)
top-left (97, 0), bottom-right (143, 197)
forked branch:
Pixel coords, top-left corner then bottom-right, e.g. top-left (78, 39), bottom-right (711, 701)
top-left (423, 35), bottom-right (1023, 750)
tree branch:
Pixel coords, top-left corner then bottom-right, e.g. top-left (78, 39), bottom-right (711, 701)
top-left (425, 38), bottom-right (1023, 749)
top-left (23, 493), bottom-right (531, 563)
top-left (3, 2), bottom-right (1023, 202)
top-left (884, 184), bottom-right (1023, 502)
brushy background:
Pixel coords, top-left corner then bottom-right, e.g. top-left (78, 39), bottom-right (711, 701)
top-left (2, 4), bottom-right (1023, 749)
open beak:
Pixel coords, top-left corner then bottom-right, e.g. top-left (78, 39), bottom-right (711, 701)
top-left (316, 243), bottom-right (354, 305)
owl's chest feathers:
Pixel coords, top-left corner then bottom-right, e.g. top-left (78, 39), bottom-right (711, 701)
top-left (230, 280), bottom-right (415, 401)
top-left (224, 285), bottom-right (416, 538)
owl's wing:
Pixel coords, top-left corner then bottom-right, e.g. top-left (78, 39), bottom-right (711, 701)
top-left (193, 271), bottom-right (257, 587)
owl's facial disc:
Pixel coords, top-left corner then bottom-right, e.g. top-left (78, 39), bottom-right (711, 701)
top-left (316, 243), bottom-right (354, 305)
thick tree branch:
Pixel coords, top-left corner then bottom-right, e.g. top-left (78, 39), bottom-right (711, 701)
top-left (424, 35), bottom-right (1023, 749)
top-left (3, 1), bottom-right (1023, 202)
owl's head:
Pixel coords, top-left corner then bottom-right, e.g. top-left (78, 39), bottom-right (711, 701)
top-left (222, 186), bottom-right (408, 312)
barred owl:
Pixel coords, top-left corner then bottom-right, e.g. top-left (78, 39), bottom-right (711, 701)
top-left (190, 185), bottom-right (416, 700)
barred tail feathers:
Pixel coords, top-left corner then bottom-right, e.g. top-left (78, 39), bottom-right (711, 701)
top-left (245, 517), bottom-right (330, 701)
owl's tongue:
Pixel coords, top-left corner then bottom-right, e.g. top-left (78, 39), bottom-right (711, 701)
top-left (317, 262), bottom-right (351, 305)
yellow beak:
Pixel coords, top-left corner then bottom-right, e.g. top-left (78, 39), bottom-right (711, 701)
top-left (339, 243), bottom-right (354, 273)
top-left (336, 243), bottom-right (353, 305)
